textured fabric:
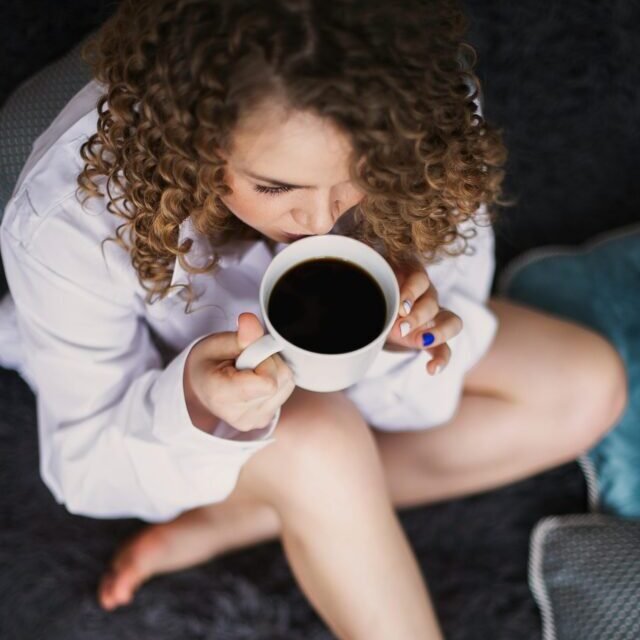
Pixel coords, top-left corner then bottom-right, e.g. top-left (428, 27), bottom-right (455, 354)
top-left (0, 356), bottom-right (588, 640)
top-left (529, 514), bottom-right (640, 640)
top-left (499, 225), bottom-right (639, 517)
top-left (0, 291), bottom-right (26, 379)
top-left (0, 35), bottom-right (92, 210)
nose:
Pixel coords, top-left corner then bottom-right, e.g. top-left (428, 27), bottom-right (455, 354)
top-left (294, 193), bottom-right (341, 236)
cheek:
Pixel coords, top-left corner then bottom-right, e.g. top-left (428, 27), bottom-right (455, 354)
top-left (342, 181), bottom-right (366, 206)
top-left (350, 191), bottom-right (365, 207)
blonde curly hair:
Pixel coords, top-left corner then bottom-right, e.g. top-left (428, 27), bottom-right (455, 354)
top-left (77, 0), bottom-right (507, 311)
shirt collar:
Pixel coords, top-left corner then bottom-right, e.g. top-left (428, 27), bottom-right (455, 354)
top-left (167, 217), bottom-right (287, 297)
top-left (168, 217), bottom-right (227, 295)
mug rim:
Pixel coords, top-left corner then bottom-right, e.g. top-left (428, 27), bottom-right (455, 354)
top-left (259, 235), bottom-right (400, 359)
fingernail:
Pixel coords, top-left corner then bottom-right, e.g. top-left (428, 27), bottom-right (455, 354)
top-left (424, 320), bottom-right (436, 330)
top-left (434, 363), bottom-right (443, 375)
top-left (422, 332), bottom-right (435, 347)
top-left (401, 299), bottom-right (412, 316)
top-left (400, 321), bottom-right (411, 337)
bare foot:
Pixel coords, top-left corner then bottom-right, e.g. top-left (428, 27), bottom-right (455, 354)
top-left (97, 507), bottom-right (218, 611)
top-left (97, 501), bottom-right (280, 611)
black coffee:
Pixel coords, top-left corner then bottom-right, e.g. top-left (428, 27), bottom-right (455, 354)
top-left (268, 257), bottom-right (387, 354)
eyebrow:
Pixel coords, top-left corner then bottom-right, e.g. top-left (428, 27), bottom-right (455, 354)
top-left (243, 170), bottom-right (313, 189)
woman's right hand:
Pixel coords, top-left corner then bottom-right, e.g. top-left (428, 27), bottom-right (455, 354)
top-left (183, 313), bottom-right (296, 433)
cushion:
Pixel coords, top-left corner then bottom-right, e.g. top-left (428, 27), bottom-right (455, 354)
top-left (529, 514), bottom-right (640, 640)
top-left (499, 223), bottom-right (640, 517)
top-left (0, 35), bottom-right (92, 211)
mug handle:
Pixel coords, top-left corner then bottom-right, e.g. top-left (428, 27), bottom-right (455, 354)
top-left (235, 334), bottom-right (285, 371)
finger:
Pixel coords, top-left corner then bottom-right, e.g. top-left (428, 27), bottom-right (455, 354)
top-left (217, 364), bottom-right (278, 401)
top-left (235, 311), bottom-right (281, 388)
top-left (253, 352), bottom-right (280, 386)
top-left (416, 309), bottom-right (463, 348)
top-left (220, 352), bottom-right (293, 402)
top-left (395, 288), bottom-right (440, 343)
top-left (256, 374), bottom-right (295, 424)
top-left (234, 368), bottom-right (294, 431)
top-left (194, 312), bottom-right (265, 363)
top-left (397, 269), bottom-right (431, 318)
top-left (242, 357), bottom-right (295, 428)
top-left (425, 343), bottom-right (452, 376)
top-left (236, 312), bottom-right (265, 349)
top-left (271, 354), bottom-right (296, 391)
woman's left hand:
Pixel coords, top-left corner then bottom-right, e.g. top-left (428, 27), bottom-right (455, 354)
top-left (384, 265), bottom-right (463, 375)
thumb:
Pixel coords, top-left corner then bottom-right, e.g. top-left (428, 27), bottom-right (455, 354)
top-left (236, 312), bottom-right (266, 351)
top-left (191, 313), bottom-right (267, 365)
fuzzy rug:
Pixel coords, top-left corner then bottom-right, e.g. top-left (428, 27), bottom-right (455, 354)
top-left (1, 0), bottom-right (639, 638)
top-left (0, 356), bottom-right (586, 640)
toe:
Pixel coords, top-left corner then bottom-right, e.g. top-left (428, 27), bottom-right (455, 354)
top-left (98, 567), bottom-right (138, 611)
top-left (113, 565), bottom-right (140, 606)
top-left (98, 572), bottom-right (117, 611)
top-left (98, 547), bottom-right (146, 611)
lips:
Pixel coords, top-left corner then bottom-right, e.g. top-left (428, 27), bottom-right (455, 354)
top-left (284, 232), bottom-right (312, 240)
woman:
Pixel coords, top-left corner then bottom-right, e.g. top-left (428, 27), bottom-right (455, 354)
top-left (0, 0), bottom-right (627, 637)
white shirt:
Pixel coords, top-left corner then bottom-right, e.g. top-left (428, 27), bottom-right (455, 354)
top-left (0, 80), bottom-right (498, 522)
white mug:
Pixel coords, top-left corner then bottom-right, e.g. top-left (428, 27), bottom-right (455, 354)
top-left (234, 235), bottom-right (400, 392)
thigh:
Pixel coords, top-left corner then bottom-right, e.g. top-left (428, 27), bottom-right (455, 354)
top-left (463, 296), bottom-right (616, 406)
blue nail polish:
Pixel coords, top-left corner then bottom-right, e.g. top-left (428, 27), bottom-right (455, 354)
top-left (422, 332), bottom-right (435, 347)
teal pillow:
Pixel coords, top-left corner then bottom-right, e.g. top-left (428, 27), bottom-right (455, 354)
top-left (499, 224), bottom-right (639, 518)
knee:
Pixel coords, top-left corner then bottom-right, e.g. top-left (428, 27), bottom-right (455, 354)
top-left (276, 390), bottom-right (379, 479)
top-left (565, 331), bottom-right (628, 453)
top-left (244, 388), bottom-right (384, 505)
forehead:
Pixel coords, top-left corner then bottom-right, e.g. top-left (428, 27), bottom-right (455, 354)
top-left (229, 105), bottom-right (355, 185)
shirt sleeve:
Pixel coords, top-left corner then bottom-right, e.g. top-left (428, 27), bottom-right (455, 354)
top-left (426, 203), bottom-right (499, 373)
top-left (0, 225), bottom-right (279, 523)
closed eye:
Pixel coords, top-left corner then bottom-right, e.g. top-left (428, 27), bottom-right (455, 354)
top-left (254, 184), bottom-right (294, 196)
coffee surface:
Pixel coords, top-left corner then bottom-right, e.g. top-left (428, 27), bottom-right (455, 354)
top-left (268, 257), bottom-right (387, 354)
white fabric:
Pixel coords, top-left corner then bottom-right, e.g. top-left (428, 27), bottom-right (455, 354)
top-left (0, 79), bottom-right (498, 522)
top-left (0, 292), bottom-right (27, 380)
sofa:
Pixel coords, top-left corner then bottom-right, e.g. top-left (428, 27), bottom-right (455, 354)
top-left (1, 1), bottom-right (639, 639)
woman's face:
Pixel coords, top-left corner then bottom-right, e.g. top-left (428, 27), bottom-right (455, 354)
top-left (219, 104), bottom-right (365, 243)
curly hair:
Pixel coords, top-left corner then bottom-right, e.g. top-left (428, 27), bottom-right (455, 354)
top-left (77, 0), bottom-right (507, 311)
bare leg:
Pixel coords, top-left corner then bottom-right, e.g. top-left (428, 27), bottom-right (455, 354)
top-left (101, 387), bottom-right (443, 640)
top-left (98, 495), bottom-right (280, 606)
top-left (378, 298), bottom-right (627, 508)
top-left (100, 299), bottom-right (626, 622)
